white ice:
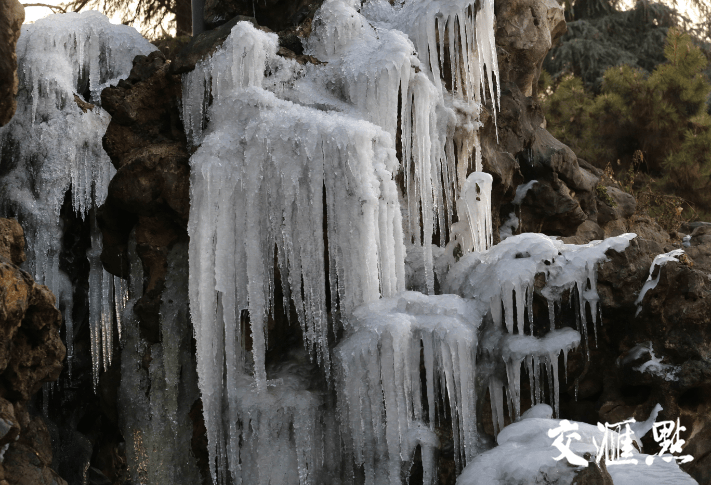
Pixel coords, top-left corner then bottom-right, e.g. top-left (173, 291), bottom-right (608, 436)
top-left (634, 249), bottom-right (685, 316)
top-left (335, 291), bottom-right (485, 484)
top-left (457, 415), bottom-right (698, 485)
top-left (0, 11), bottom-right (156, 387)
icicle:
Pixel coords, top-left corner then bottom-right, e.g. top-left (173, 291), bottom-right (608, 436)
top-left (488, 376), bottom-right (505, 436)
top-left (335, 292), bottom-right (483, 480)
top-left (501, 328), bottom-right (581, 422)
top-left (0, 11), bottom-right (156, 389)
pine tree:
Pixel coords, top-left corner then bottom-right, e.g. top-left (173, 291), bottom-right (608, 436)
top-left (62, 0), bottom-right (192, 37)
top-left (543, 27), bottom-right (711, 215)
top-left (544, 1), bottom-right (680, 92)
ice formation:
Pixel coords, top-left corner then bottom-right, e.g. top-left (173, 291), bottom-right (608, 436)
top-left (184, 21), bottom-right (409, 483)
top-left (635, 249), bottom-right (685, 316)
top-left (177, 1), bottom-right (652, 482)
top-left (456, 414), bottom-right (698, 485)
top-left (499, 180), bottom-right (537, 240)
top-left (335, 292), bottom-right (484, 484)
top-left (118, 235), bottom-right (202, 485)
top-left (445, 232), bottom-right (636, 345)
top-left (0, 11), bottom-right (156, 384)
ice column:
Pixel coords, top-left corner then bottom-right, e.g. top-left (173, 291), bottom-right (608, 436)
top-left (450, 171), bottom-right (493, 254)
top-left (184, 22), bottom-right (407, 484)
top-left (0, 11), bottom-right (156, 385)
top-left (335, 292), bottom-right (484, 483)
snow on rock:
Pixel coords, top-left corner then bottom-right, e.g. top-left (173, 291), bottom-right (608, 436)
top-left (444, 233), bottom-right (636, 346)
top-left (456, 417), bottom-right (698, 485)
top-left (621, 343), bottom-right (680, 382)
top-left (0, 11), bottom-right (156, 386)
top-left (635, 249), bottom-right (685, 316)
top-left (335, 291), bottom-right (485, 483)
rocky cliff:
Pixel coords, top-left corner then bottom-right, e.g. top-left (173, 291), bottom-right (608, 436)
top-left (1, 0), bottom-right (710, 483)
top-left (0, 219), bottom-right (66, 485)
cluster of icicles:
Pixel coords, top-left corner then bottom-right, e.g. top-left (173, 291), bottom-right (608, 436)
top-left (181, 0), bottom-right (635, 483)
top-left (0, 3), bottom-right (642, 485)
top-left (0, 11), bottom-right (156, 387)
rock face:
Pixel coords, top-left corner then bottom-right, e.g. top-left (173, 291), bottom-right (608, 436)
top-left (93, 0), bottom-right (711, 484)
top-left (0, 0), bottom-right (24, 127)
top-left (100, 50), bottom-right (190, 343)
top-left (0, 219), bottom-right (67, 485)
top-left (202, 0), bottom-right (316, 32)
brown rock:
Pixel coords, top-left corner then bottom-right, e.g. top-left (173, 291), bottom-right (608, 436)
top-left (0, 0), bottom-right (24, 126)
top-left (0, 271), bottom-right (64, 402)
top-left (562, 219), bottom-right (604, 244)
top-left (0, 221), bottom-right (66, 483)
top-left (100, 51), bottom-right (190, 279)
top-left (0, 219), bottom-right (25, 265)
top-left (496, 0), bottom-right (566, 97)
top-left (2, 416), bottom-right (68, 485)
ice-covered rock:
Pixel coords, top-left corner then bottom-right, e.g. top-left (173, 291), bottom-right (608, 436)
top-left (445, 233), bottom-right (636, 347)
top-left (335, 291), bottom-right (485, 484)
top-left (635, 249), bottom-right (685, 316)
top-left (456, 416), bottom-right (698, 485)
top-left (0, 11), bottom-right (156, 385)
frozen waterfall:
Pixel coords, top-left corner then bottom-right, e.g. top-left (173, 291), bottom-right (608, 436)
top-left (0, 11), bottom-right (156, 385)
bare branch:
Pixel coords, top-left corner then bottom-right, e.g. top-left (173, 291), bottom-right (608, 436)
top-left (69, 0), bottom-right (92, 12)
top-left (22, 2), bottom-right (67, 13)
